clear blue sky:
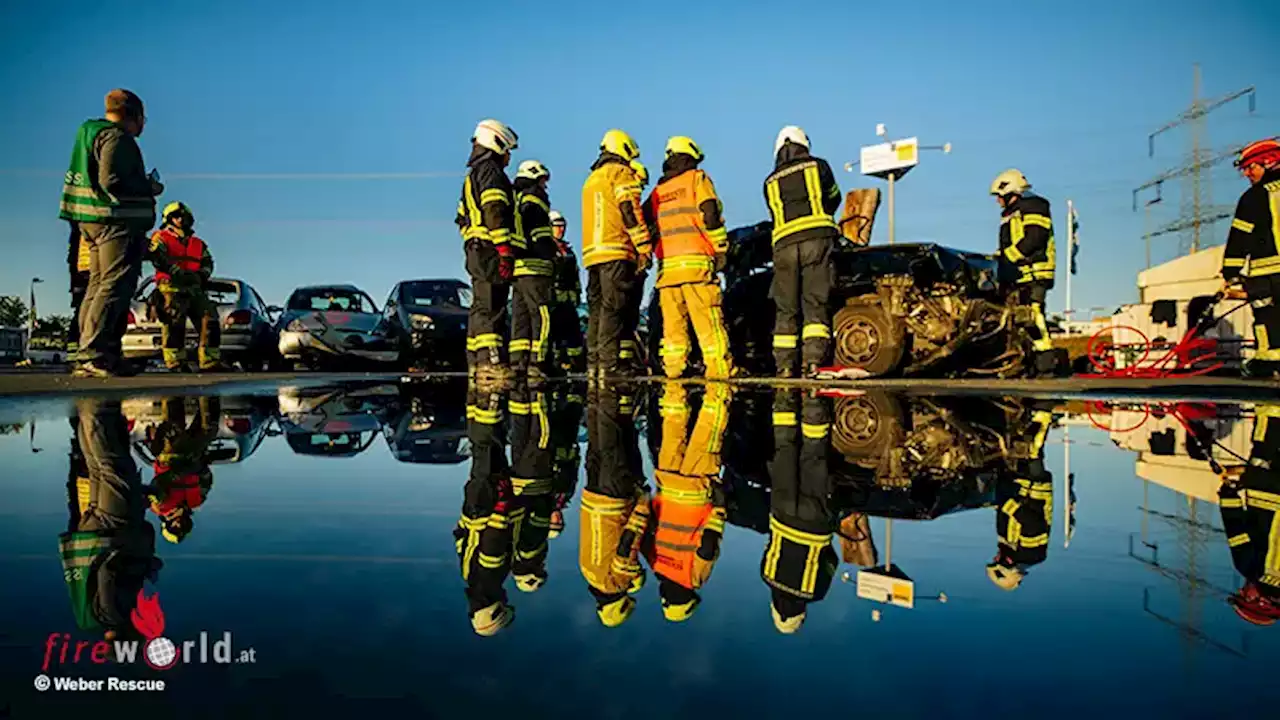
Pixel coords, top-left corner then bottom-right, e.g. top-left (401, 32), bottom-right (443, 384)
top-left (1, 0), bottom-right (1276, 317)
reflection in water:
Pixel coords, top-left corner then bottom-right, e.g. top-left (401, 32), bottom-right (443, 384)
top-left (1221, 402), bottom-right (1280, 625)
top-left (142, 397), bottom-right (220, 544)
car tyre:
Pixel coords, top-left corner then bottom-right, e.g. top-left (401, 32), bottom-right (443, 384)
top-left (831, 391), bottom-right (905, 469)
top-left (831, 299), bottom-right (905, 376)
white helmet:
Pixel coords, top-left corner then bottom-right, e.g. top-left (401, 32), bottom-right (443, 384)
top-left (473, 119), bottom-right (519, 155)
top-left (990, 169), bottom-right (1030, 196)
top-left (516, 159), bottom-right (550, 181)
top-left (775, 125), bottom-right (810, 155)
top-left (548, 209), bottom-right (565, 227)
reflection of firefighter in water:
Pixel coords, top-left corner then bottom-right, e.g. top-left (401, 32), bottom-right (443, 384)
top-left (987, 410), bottom-right (1054, 591)
top-left (145, 396), bottom-right (220, 544)
top-left (455, 388), bottom-right (516, 636)
top-left (548, 384), bottom-right (585, 539)
top-left (580, 384), bottom-right (650, 627)
top-left (1219, 403), bottom-right (1280, 626)
top-left (60, 399), bottom-right (163, 638)
top-left (762, 390), bottom-right (838, 634)
top-left (509, 385), bottom-right (555, 593)
top-left (642, 382), bottom-right (732, 622)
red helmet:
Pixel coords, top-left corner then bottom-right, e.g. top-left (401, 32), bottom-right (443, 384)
top-left (1228, 582), bottom-right (1280, 626)
top-left (1235, 138), bottom-right (1280, 170)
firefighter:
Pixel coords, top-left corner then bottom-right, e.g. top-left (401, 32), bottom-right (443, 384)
top-left (621, 160), bottom-right (650, 371)
top-left (147, 202), bottom-right (225, 372)
top-left (990, 169), bottom-right (1056, 374)
top-left (644, 136), bottom-right (734, 379)
top-left (60, 398), bottom-right (162, 638)
top-left (762, 389), bottom-right (838, 633)
top-left (508, 386), bottom-right (555, 592)
top-left (510, 160), bottom-right (557, 382)
top-left (580, 383), bottom-right (650, 626)
top-left (455, 387), bottom-right (516, 635)
top-left (68, 222), bottom-right (89, 355)
top-left (581, 129), bottom-right (653, 380)
top-left (548, 383), bottom-right (585, 538)
top-left (457, 119), bottom-right (520, 384)
top-left (1219, 402), bottom-right (1280, 625)
top-left (1221, 139), bottom-right (1280, 379)
top-left (145, 396), bottom-right (220, 544)
top-left (764, 127), bottom-right (841, 378)
top-left (643, 382), bottom-right (731, 622)
top-left (986, 410), bottom-right (1054, 591)
top-left (548, 210), bottom-right (586, 372)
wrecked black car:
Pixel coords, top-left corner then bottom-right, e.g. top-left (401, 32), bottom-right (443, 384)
top-left (711, 222), bottom-right (1052, 378)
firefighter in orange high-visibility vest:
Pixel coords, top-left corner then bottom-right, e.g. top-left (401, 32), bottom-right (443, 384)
top-left (148, 202), bottom-right (225, 372)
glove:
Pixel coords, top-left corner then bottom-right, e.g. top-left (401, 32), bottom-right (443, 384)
top-left (636, 253), bottom-right (650, 273)
top-left (495, 243), bottom-right (514, 282)
top-left (147, 169), bottom-right (165, 197)
top-left (714, 253), bottom-right (726, 273)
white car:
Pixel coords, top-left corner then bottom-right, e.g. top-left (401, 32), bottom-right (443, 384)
top-left (124, 277), bottom-right (280, 370)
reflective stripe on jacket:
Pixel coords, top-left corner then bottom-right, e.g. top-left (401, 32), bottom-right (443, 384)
top-left (999, 194), bottom-right (1055, 286)
top-left (763, 153), bottom-right (840, 246)
top-left (1223, 172), bottom-right (1280, 280)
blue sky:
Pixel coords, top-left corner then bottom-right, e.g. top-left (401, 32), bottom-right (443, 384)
top-left (1, 0), bottom-right (1277, 317)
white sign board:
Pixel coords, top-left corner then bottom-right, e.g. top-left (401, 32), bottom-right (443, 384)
top-left (856, 569), bottom-right (915, 609)
top-left (860, 137), bottom-right (919, 178)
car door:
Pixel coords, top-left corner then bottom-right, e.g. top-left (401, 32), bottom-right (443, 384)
top-left (382, 284), bottom-right (404, 339)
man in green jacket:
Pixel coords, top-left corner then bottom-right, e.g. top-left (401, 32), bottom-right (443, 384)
top-left (58, 89), bottom-right (164, 378)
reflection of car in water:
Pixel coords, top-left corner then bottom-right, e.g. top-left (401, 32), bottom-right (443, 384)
top-left (381, 383), bottom-right (470, 464)
top-left (277, 384), bottom-right (399, 458)
top-left (711, 222), bottom-right (1044, 378)
top-left (123, 394), bottom-right (277, 465)
top-left (382, 279), bottom-right (471, 370)
top-left (276, 285), bottom-right (400, 370)
top-left (125, 277), bottom-right (280, 370)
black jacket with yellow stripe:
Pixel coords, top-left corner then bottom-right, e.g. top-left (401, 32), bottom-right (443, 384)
top-left (1220, 403), bottom-right (1280, 599)
top-left (456, 146), bottom-right (515, 248)
top-left (1222, 169), bottom-right (1280, 283)
top-left (456, 389), bottom-right (513, 615)
top-left (999, 194), bottom-right (1055, 288)
top-left (508, 388), bottom-right (554, 579)
top-left (761, 391), bottom-right (837, 602)
top-left (994, 468), bottom-right (1053, 567)
top-left (762, 144), bottom-right (841, 248)
top-left (513, 179), bottom-right (556, 278)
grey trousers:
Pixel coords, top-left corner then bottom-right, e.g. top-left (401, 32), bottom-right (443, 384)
top-left (75, 398), bottom-right (143, 531)
top-left (77, 222), bottom-right (146, 365)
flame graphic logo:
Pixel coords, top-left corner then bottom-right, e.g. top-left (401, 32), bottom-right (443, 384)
top-left (132, 590), bottom-right (178, 670)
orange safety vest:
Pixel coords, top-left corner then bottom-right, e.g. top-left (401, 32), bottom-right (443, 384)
top-left (151, 229), bottom-right (205, 284)
top-left (644, 472), bottom-right (715, 589)
top-left (649, 170), bottom-right (726, 288)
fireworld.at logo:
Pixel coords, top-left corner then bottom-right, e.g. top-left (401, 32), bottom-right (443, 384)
top-left (41, 590), bottom-right (256, 672)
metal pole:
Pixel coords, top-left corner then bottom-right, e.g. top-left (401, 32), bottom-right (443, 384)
top-left (887, 173), bottom-right (896, 246)
top-left (1065, 200), bottom-right (1073, 321)
top-left (1144, 203), bottom-right (1152, 270)
top-left (1063, 425), bottom-right (1071, 549)
top-left (884, 518), bottom-right (893, 570)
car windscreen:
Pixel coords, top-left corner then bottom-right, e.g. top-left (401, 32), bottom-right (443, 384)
top-left (289, 289), bottom-right (370, 313)
top-left (205, 280), bottom-right (240, 306)
top-left (402, 282), bottom-right (468, 308)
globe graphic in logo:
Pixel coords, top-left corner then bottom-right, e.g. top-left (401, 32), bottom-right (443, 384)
top-left (144, 637), bottom-right (178, 670)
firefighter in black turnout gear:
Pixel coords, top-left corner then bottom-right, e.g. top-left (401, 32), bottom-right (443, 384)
top-left (1221, 139), bottom-right (1280, 379)
top-left (762, 389), bottom-right (838, 633)
top-left (510, 160), bottom-right (557, 382)
top-left (990, 169), bottom-right (1056, 373)
top-left (986, 409), bottom-right (1054, 591)
top-left (1219, 402), bottom-right (1280, 626)
top-left (549, 210), bottom-right (586, 372)
top-left (455, 387), bottom-right (516, 635)
top-left (508, 385), bottom-right (555, 592)
top-left (457, 119), bottom-right (520, 384)
top-left (764, 126), bottom-right (841, 378)
top-left (548, 383), bottom-right (586, 538)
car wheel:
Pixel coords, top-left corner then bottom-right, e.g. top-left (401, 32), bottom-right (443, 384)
top-left (831, 391), bottom-right (904, 469)
top-left (832, 300), bottom-right (905, 376)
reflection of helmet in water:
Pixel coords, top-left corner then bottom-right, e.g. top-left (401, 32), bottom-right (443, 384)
top-left (597, 596), bottom-right (636, 628)
top-left (1228, 582), bottom-right (1280, 626)
top-left (548, 210), bottom-right (566, 228)
top-left (162, 201), bottom-right (194, 227)
top-left (514, 572), bottom-right (546, 593)
top-left (986, 562), bottom-right (1025, 591)
top-left (160, 511), bottom-right (193, 544)
top-left (471, 601), bottom-right (515, 636)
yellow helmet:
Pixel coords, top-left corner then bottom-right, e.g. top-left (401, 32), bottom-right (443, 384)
top-left (162, 201), bottom-right (192, 224)
top-left (600, 129), bottom-right (640, 161)
top-left (630, 160), bottom-right (649, 187)
top-left (665, 135), bottom-right (703, 161)
top-left (471, 601), bottom-right (515, 636)
top-left (597, 596), bottom-right (636, 628)
top-left (662, 596), bottom-right (700, 622)
top-left (771, 604), bottom-right (805, 634)
top-left (986, 562), bottom-right (1025, 591)
top-left (990, 169), bottom-right (1030, 197)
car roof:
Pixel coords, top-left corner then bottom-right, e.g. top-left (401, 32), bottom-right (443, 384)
top-left (399, 279), bottom-right (468, 288)
top-left (290, 284), bottom-right (365, 294)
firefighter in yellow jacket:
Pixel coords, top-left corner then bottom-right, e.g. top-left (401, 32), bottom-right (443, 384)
top-left (1219, 402), bottom-right (1280, 625)
top-left (644, 137), bottom-right (734, 379)
top-left (581, 130), bottom-right (653, 379)
top-left (580, 384), bottom-right (650, 626)
top-left (763, 389), bottom-right (838, 633)
top-left (642, 382), bottom-right (731, 622)
top-left (1221, 139), bottom-right (1280, 379)
top-left (986, 410), bottom-right (1054, 591)
top-left (148, 202), bottom-right (224, 372)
